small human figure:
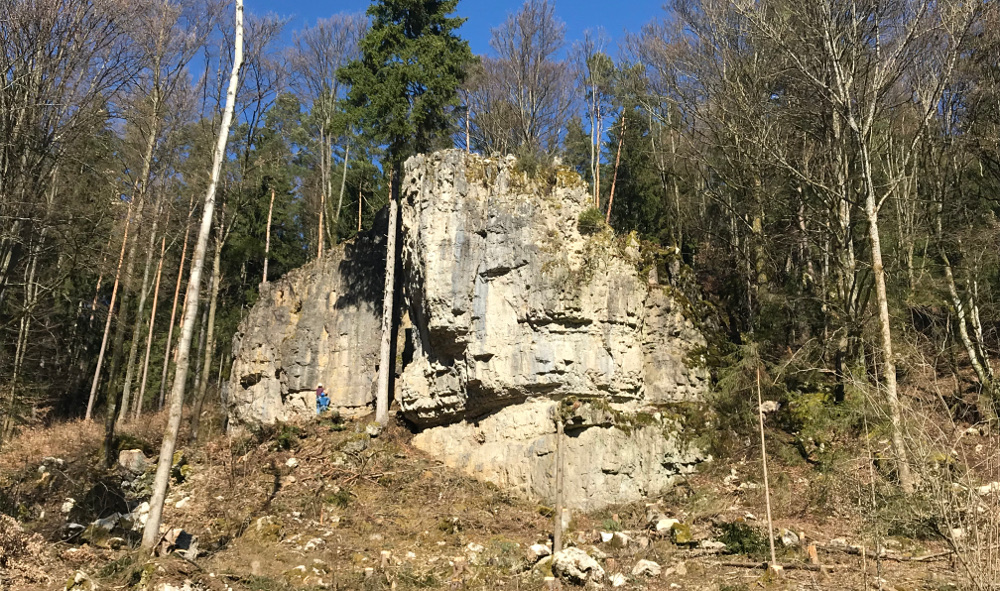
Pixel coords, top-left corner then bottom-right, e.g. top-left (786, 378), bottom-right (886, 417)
top-left (316, 383), bottom-right (330, 414)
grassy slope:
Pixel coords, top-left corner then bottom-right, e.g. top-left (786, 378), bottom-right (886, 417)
top-left (0, 405), bottom-right (980, 591)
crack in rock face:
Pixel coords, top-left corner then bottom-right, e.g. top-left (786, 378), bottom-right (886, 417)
top-left (227, 149), bottom-right (710, 510)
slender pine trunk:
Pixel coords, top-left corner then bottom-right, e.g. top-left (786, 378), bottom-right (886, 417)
top-left (136, 231), bottom-right (167, 419)
top-left (334, 145), bottom-right (350, 240)
top-left (159, 204), bottom-right (195, 409)
top-left (121, 203), bottom-right (162, 422)
top-left (86, 200), bottom-right (134, 420)
top-left (605, 114), bottom-right (626, 225)
top-left (191, 229), bottom-right (223, 440)
top-left (263, 188), bottom-right (274, 284)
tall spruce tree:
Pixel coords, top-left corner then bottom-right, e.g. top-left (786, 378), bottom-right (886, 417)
top-left (338, 0), bottom-right (473, 424)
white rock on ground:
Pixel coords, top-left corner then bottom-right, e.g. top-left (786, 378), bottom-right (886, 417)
top-left (780, 528), bottom-right (800, 547)
top-left (118, 449), bottom-right (150, 473)
top-left (632, 559), bottom-right (661, 577)
top-left (552, 547), bottom-right (605, 584)
top-left (527, 543), bottom-right (551, 563)
top-left (977, 481), bottom-right (1000, 495)
top-left (611, 532), bottom-right (632, 548)
top-left (610, 573), bottom-right (627, 587)
top-left (655, 518), bottom-right (680, 534)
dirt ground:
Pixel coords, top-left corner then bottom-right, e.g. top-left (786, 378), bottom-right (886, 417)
top-left (0, 407), bottom-right (984, 591)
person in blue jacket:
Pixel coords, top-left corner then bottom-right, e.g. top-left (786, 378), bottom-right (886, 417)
top-left (316, 383), bottom-right (330, 414)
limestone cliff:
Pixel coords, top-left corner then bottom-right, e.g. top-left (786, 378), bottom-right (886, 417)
top-left (226, 225), bottom-right (385, 425)
top-left (227, 150), bottom-right (709, 510)
top-left (398, 150), bottom-right (706, 423)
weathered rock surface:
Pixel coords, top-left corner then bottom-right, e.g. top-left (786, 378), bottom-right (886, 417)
top-left (411, 399), bottom-right (701, 511)
top-left (227, 150), bottom-right (708, 509)
top-left (402, 151), bottom-right (707, 508)
top-left (226, 225), bottom-right (385, 425)
top-left (552, 547), bottom-right (605, 584)
top-left (399, 151), bottom-right (706, 425)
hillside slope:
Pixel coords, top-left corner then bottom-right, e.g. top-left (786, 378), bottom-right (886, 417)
top-left (0, 408), bottom-right (976, 591)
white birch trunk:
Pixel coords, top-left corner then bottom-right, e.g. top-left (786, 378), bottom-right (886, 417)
top-left (142, 0), bottom-right (242, 549)
top-left (861, 142), bottom-right (914, 494)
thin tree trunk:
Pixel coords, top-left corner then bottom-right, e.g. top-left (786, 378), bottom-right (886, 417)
top-left (334, 145), bottom-right (350, 239)
top-left (861, 142), bottom-right (914, 494)
top-left (116, 112), bottom-right (161, 420)
top-left (86, 199), bottom-right (134, 420)
top-left (121, 203), bottom-right (163, 422)
top-left (190, 228), bottom-right (223, 441)
top-left (757, 368), bottom-right (778, 568)
top-left (358, 186), bottom-right (362, 232)
top-left (263, 187), bottom-right (274, 284)
top-left (594, 116), bottom-right (602, 210)
top-left (1, 240), bottom-right (41, 443)
top-left (89, 235), bottom-right (114, 323)
top-left (317, 129), bottom-right (326, 260)
top-left (142, 0), bottom-right (242, 549)
top-left (135, 231), bottom-right (167, 419)
top-left (375, 166), bottom-right (398, 425)
top-left (192, 303), bottom-right (208, 391)
top-left (159, 206), bottom-right (194, 409)
top-left (605, 114), bottom-right (626, 225)
top-left (591, 84), bottom-right (597, 203)
top-left (101, 289), bottom-right (132, 467)
top-left (553, 415), bottom-right (564, 554)
top-left (941, 253), bottom-right (995, 419)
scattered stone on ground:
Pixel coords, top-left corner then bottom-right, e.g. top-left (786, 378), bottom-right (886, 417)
top-left (632, 559), bottom-right (662, 577)
top-left (552, 547), bottom-right (605, 584)
top-left (118, 449), bottom-right (150, 473)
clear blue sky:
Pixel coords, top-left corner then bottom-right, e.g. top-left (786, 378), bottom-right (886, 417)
top-left (251, 0), bottom-right (666, 56)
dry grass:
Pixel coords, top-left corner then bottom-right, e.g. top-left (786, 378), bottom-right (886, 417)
top-left (0, 514), bottom-right (50, 587)
top-left (0, 401), bottom-right (980, 591)
top-left (0, 410), bottom-right (171, 474)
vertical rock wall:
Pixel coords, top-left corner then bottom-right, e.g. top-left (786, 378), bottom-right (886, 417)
top-left (228, 150), bottom-right (710, 509)
top-left (398, 150), bottom-right (707, 425)
top-left (226, 231), bottom-right (385, 425)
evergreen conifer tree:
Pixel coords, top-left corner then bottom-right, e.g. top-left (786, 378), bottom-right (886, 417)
top-left (338, 0), bottom-right (473, 423)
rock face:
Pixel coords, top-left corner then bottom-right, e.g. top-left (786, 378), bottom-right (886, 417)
top-left (398, 151), bottom-right (707, 509)
top-left (227, 149), bottom-right (708, 509)
top-left (227, 228), bottom-right (385, 425)
top-left (399, 151), bottom-right (706, 424)
top-left (411, 399), bottom-right (702, 511)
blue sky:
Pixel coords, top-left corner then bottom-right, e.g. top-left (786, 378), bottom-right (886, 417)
top-left (251, 0), bottom-right (666, 56)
